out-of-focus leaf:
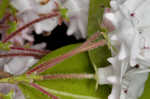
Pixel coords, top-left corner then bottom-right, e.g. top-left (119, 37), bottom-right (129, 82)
top-left (60, 8), bottom-right (69, 21)
top-left (7, 21), bottom-right (17, 34)
top-left (3, 90), bottom-right (14, 99)
top-left (19, 44), bottom-right (111, 99)
top-left (0, 42), bottom-right (12, 51)
top-left (8, 4), bottom-right (17, 15)
top-left (0, 0), bottom-right (9, 19)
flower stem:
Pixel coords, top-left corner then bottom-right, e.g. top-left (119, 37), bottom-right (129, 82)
top-left (27, 32), bottom-right (105, 74)
top-left (42, 74), bottom-right (95, 80)
top-left (2, 12), bottom-right (59, 43)
top-left (10, 47), bottom-right (50, 54)
top-left (30, 83), bottom-right (59, 99)
top-left (0, 73), bottom-right (95, 83)
top-left (0, 52), bottom-right (43, 59)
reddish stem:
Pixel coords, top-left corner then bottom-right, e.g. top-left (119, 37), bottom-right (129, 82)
top-left (36, 40), bottom-right (105, 73)
top-left (0, 53), bottom-right (43, 59)
top-left (2, 12), bottom-right (59, 43)
top-left (10, 47), bottom-right (50, 54)
top-left (30, 83), bottom-right (59, 99)
top-left (27, 32), bottom-right (105, 74)
top-left (42, 74), bottom-right (94, 80)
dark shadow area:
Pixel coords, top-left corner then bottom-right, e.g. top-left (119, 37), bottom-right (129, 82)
top-left (33, 23), bottom-right (85, 50)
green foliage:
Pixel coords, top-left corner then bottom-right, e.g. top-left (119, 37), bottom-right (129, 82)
top-left (87, 0), bottom-right (111, 97)
top-left (139, 74), bottom-right (150, 99)
top-left (7, 21), bottom-right (17, 34)
top-left (3, 90), bottom-right (14, 99)
top-left (60, 7), bottom-right (69, 21)
top-left (87, 0), bottom-right (111, 68)
top-left (88, 0), bottom-right (111, 71)
top-left (0, 0), bottom-right (9, 19)
top-left (19, 44), bottom-right (110, 99)
top-left (0, 42), bottom-right (12, 51)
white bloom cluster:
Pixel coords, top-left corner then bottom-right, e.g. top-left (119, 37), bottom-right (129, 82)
top-left (11, 0), bottom-right (89, 39)
top-left (3, 43), bottom-right (46, 75)
top-left (98, 0), bottom-right (150, 99)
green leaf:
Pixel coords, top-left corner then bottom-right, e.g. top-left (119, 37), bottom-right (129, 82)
top-left (7, 21), bottom-right (17, 34)
top-left (60, 8), bottom-right (69, 21)
top-left (0, 0), bottom-right (9, 19)
top-left (87, 0), bottom-right (111, 68)
top-left (0, 42), bottom-right (12, 51)
top-left (3, 90), bottom-right (14, 99)
top-left (19, 44), bottom-right (111, 99)
top-left (87, 0), bottom-right (111, 95)
top-left (87, 0), bottom-right (110, 37)
top-left (139, 74), bottom-right (150, 99)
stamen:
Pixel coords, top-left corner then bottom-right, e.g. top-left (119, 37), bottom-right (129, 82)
top-left (124, 89), bottom-right (128, 94)
top-left (135, 64), bottom-right (140, 68)
top-left (130, 13), bottom-right (135, 17)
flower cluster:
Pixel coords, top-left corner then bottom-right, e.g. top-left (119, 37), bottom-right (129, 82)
top-left (0, 0), bottom-right (90, 98)
top-left (11, 0), bottom-right (89, 40)
top-left (98, 0), bottom-right (150, 99)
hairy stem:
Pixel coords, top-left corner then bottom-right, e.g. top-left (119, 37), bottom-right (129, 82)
top-left (2, 12), bottom-right (59, 43)
top-left (10, 47), bottom-right (50, 54)
top-left (0, 73), bottom-right (95, 83)
top-left (0, 52), bottom-right (43, 59)
top-left (30, 83), bottom-right (59, 99)
top-left (42, 74), bottom-right (95, 80)
top-left (27, 32), bottom-right (105, 74)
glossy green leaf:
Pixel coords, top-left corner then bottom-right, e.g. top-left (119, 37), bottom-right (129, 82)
top-left (7, 21), bottom-right (17, 34)
top-left (19, 44), bottom-right (111, 99)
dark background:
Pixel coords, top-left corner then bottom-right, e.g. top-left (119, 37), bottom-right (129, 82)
top-left (34, 23), bottom-right (85, 50)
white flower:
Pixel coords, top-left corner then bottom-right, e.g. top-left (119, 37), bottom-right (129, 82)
top-left (3, 43), bottom-right (46, 75)
top-left (97, 59), bottom-right (148, 99)
top-left (97, 54), bottom-right (129, 99)
top-left (120, 69), bottom-right (148, 99)
top-left (11, 0), bottom-right (59, 35)
top-left (63, 0), bottom-right (89, 39)
top-left (104, 0), bottom-right (150, 67)
top-left (100, 0), bottom-right (150, 99)
top-left (4, 56), bottom-right (38, 75)
top-left (11, 0), bottom-right (90, 39)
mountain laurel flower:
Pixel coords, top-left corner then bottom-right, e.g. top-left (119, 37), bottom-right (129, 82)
top-left (4, 56), bottom-right (38, 75)
top-left (98, 0), bottom-right (150, 99)
top-left (3, 43), bottom-right (46, 75)
top-left (63, 0), bottom-right (89, 39)
top-left (11, 0), bottom-right (90, 39)
top-left (11, 0), bottom-right (59, 35)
